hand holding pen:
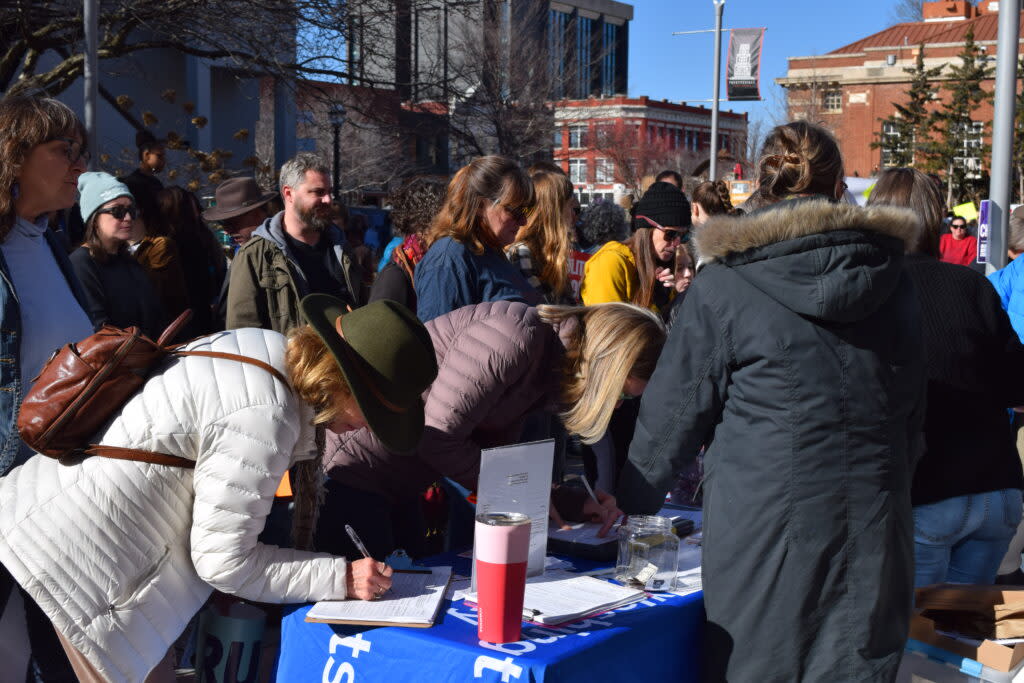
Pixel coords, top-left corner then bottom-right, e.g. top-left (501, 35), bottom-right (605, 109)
top-left (344, 524), bottom-right (393, 601)
top-left (580, 477), bottom-right (623, 538)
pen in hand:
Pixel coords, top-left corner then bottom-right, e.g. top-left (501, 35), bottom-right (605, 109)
top-left (345, 524), bottom-right (392, 599)
top-left (345, 524), bottom-right (372, 560)
top-left (580, 477), bottom-right (620, 537)
top-left (580, 476), bottom-right (600, 507)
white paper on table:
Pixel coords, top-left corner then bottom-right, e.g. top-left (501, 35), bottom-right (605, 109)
top-left (472, 439), bottom-right (554, 591)
top-left (306, 567), bottom-right (452, 625)
top-left (547, 520), bottom-right (619, 546)
top-left (466, 572), bottom-right (646, 625)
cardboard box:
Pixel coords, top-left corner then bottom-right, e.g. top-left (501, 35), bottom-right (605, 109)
top-left (911, 584), bottom-right (1024, 673)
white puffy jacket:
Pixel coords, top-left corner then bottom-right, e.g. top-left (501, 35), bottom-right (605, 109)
top-left (0, 328), bottom-right (349, 682)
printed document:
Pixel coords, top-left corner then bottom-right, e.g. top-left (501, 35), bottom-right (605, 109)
top-left (305, 567), bottom-right (452, 627)
top-left (474, 439), bottom-right (554, 581)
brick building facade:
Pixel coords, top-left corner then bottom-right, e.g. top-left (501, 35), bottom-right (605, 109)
top-left (553, 95), bottom-right (748, 205)
top-left (776, 0), bottom-right (1020, 179)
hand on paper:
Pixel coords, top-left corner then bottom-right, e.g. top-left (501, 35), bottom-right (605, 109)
top-left (582, 489), bottom-right (622, 538)
top-left (346, 558), bottom-right (393, 601)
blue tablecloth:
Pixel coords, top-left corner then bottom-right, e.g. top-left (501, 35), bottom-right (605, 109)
top-left (275, 578), bottom-right (704, 682)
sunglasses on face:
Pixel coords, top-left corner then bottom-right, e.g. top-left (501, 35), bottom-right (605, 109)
top-left (951, 223), bottom-right (967, 229)
top-left (52, 137), bottom-right (90, 166)
top-left (493, 199), bottom-right (530, 222)
top-left (636, 214), bottom-right (689, 242)
top-left (97, 204), bottom-right (138, 221)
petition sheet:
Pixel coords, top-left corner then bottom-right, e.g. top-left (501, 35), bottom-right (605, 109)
top-left (473, 439), bottom-right (554, 586)
top-left (306, 567), bottom-right (452, 624)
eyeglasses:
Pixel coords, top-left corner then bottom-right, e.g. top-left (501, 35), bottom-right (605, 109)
top-left (494, 200), bottom-right (530, 222)
top-left (635, 214), bottom-right (689, 242)
top-left (96, 204), bottom-right (138, 221)
top-left (951, 223), bottom-right (967, 230)
top-left (52, 137), bottom-right (90, 166)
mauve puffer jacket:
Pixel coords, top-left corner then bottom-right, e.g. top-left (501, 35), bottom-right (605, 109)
top-left (324, 300), bottom-right (570, 502)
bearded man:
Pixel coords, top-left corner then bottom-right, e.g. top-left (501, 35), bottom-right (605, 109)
top-left (226, 153), bottom-right (366, 332)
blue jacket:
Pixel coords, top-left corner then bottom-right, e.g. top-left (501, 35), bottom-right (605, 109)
top-left (989, 255), bottom-right (1024, 342)
top-left (0, 228), bottom-right (90, 474)
top-left (414, 237), bottom-right (541, 322)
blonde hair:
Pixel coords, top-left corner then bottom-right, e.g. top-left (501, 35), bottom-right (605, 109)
top-left (540, 303), bottom-right (667, 444)
top-left (285, 325), bottom-right (352, 425)
top-left (511, 170), bottom-right (573, 298)
top-left (425, 155), bottom-right (534, 253)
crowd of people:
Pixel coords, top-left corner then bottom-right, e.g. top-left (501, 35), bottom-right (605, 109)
top-left (0, 92), bottom-right (1022, 683)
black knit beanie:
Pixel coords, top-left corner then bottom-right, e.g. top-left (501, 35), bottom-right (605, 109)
top-left (633, 181), bottom-right (692, 229)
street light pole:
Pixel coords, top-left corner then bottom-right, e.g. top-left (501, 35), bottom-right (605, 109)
top-left (709, 0), bottom-right (725, 181)
top-left (328, 102), bottom-right (347, 200)
top-left (83, 0), bottom-right (99, 168)
top-left (986, 0), bottom-right (1020, 273)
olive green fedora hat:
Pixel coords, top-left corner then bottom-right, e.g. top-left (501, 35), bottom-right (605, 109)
top-left (299, 294), bottom-right (438, 453)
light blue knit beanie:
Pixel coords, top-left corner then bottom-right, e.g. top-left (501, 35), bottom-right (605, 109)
top-left (78, 172), bottom-right (133, 223)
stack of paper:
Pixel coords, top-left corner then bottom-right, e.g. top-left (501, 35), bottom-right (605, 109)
top-left (468, 572), bottom-right (646, 626)
top-left (305, 567), bottom-right (452, 628)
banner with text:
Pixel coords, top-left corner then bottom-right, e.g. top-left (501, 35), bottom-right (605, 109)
top-left (727, 28), bottom-right (765, 101)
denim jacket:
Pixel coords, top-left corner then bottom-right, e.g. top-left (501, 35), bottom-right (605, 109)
top-left (0, 228), bottom-right (89, 475)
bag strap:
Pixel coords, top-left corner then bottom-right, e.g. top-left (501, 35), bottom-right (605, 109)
top-left (83, 445), bottom-right (196, 468)
top-left (157, 309), bottom-right (194, 347)
top-left (84, 349), bottom-right (288, 469)
top-left (174, 350), bottom-right (289, 387)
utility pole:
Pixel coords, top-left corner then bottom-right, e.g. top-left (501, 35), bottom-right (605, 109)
top-left (987, 0), bottom-right (1020, 272)
top-left (709, 0), bottom-right (725, 181)
top-left (83, 0), bottom-right (99, 168)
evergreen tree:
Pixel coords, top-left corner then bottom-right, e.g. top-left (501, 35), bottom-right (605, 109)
top-left (927, 26), bottom-right (993, 206)
top-left (872, 44), bottom-right (942, 168)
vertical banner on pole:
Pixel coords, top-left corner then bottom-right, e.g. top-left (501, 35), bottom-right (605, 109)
top-left (978, 199), bottom-right (991, 264)
top-left (726, 28), bottom-right (764, 101)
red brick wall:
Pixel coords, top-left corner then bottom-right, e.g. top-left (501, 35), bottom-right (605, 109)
top-left (805, 80), bottom-right (999, 178)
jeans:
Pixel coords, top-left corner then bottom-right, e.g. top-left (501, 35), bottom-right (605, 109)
top-left (913, 489), bottom-right (1023, 588)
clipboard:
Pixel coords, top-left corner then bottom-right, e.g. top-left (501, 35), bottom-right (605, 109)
top-left (304, 567), bottom-right (453, 628)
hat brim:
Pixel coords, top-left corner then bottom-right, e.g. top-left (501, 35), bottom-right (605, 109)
top-left (301, 295), bottom-right (425, 454)
top-left (202, 192), bottom-right (278, 222)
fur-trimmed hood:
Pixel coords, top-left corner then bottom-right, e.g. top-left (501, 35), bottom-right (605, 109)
top-left (693, 198), bottom-right (920, 323)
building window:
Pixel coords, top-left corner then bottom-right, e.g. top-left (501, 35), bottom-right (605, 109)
top-left (569, 158), bottom-right (587, 184)
top-left (569, 125), bottom-right (587, 149)
top-left (548, 10), bottom-right (570, 99)
top-left (880, 121), bottom-right (905, 167)
top-left (297, 110), bottom-right (316, 126)
top-left (296, 137), bottom-right (317, 152)
top-left (601, 22), bottom-right (620, 96)
top-left (576, 17), bottom-right (593, 98)
top-left (955, 120), bottom-right (984, 179)
top-left (554, 127), bottom-right (564, 148)
top-left (595, 158), bottom-right (614, 183)
top-left (822, 90), bottom-right (842, 113)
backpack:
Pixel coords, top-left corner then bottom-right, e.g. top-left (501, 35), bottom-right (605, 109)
top-left (17, 310), bottom-right (288, 468)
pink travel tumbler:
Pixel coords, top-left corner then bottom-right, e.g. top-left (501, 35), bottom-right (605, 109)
top-left (475, 511), bottom-right (531, 643)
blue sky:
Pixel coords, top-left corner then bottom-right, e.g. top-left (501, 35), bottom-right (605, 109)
top-left (628, 0), bottom-right (905, 127)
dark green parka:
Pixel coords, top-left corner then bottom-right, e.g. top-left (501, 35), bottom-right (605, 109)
top-left (618, 199), bottom-right (926, 682)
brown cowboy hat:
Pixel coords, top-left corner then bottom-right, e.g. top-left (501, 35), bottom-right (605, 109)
top-left (202, 177), bottom-right (278, 222)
